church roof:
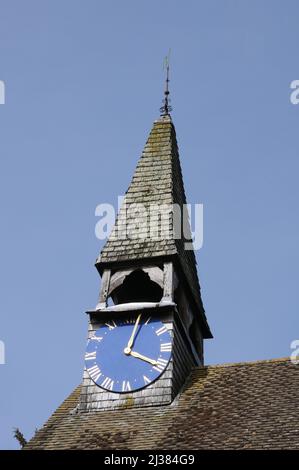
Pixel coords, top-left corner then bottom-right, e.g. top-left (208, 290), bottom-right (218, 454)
top-left (25, 358), bottom-right (299, 450)
top-left (97, 115), bottom-right (211, 337)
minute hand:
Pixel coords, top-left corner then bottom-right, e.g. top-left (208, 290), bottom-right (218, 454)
top-left (126, 314), bottom-right (142, 350)
top-left (129, 350), bottom-right (157, 365)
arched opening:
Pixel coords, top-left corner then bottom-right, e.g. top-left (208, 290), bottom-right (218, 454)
top-left (111, 269), bottom-right (163, 304)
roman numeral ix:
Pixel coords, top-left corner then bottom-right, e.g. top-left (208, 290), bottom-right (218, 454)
top-left (85, 351), bottom-right (97, 361)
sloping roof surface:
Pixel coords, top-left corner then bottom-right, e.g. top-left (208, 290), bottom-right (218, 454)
top-left (25, 358), bottom-right (299, 450)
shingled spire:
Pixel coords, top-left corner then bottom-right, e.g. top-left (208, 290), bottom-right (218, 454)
top-left (97, 114), bottom-right (212, 338)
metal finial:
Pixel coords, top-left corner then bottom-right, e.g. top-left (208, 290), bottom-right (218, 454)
top-left (160, 50), bottom-right (172, 116)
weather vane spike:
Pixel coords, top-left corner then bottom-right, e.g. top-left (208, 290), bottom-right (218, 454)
top-left (160, 49), bottom-right (172, 116)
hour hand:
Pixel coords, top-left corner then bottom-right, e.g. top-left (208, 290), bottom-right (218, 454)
top-left (129, 350), bottom-right (157, 366)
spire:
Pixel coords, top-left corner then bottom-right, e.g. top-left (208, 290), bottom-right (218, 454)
top-left (97, 117), bottom-right (212, 338)
top-left (160, 51), bottom-right (172, 116)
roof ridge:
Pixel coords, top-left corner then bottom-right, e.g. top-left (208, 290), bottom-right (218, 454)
top-left (198, 356), bottom-right (292, 369)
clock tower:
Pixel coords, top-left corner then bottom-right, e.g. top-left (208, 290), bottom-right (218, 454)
top-left (24, 70), bottom-right (298, 452)
top-left (79, 76), bottom-right (212, 412)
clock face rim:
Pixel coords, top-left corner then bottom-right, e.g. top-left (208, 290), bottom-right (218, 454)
top-left (85, 315), bottom-right (172, 393)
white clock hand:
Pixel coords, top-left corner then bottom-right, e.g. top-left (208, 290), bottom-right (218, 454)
top-left (129, 350), bottom-right (157, 366)
top-left (124, 313), bottom-right (141, 354)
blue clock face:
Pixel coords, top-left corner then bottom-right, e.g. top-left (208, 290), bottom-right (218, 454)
top-left (85, 315), bottom-right (172, 393)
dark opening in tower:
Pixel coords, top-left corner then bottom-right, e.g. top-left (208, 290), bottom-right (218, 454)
top-left (111, 269), bottom-right (163, 304)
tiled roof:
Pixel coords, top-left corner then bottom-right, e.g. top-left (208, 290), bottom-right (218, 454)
top-left (25, 358), bottom-right (299, 450)
top-left (97, 115), bottom-right (211, 337)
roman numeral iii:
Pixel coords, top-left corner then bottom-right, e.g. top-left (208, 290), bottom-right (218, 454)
top-left (153, 358), bottom-right (168, 372)
top-left (160, 343), bottom-right (172, 352)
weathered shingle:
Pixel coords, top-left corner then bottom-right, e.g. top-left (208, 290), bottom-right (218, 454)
top-left (97, 114), bottom-right (211, 337)
top-left (25, 358), bottom-right (299, 450)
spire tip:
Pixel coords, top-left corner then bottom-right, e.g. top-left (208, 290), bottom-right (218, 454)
top-left (160, 50), bottom-right (172, 116)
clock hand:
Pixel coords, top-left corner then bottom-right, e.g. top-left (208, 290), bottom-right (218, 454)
top-left (129, 350), bottom-right (157, 366)
top-left (124, 313), bottom-right (142, 354)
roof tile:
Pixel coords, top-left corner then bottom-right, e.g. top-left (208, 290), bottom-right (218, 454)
top-left (25, 358), bottom-right (299, 450)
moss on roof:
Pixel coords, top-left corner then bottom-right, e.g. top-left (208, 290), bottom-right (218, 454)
top-left (25, 357), bottom-right (299, 450)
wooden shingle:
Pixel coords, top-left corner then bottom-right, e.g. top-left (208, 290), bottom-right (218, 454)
top-left (97, 115), bottom-right (211, 338)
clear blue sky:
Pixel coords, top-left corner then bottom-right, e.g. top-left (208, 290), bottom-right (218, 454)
top-left (0, 0), bottom-right (298, 449)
